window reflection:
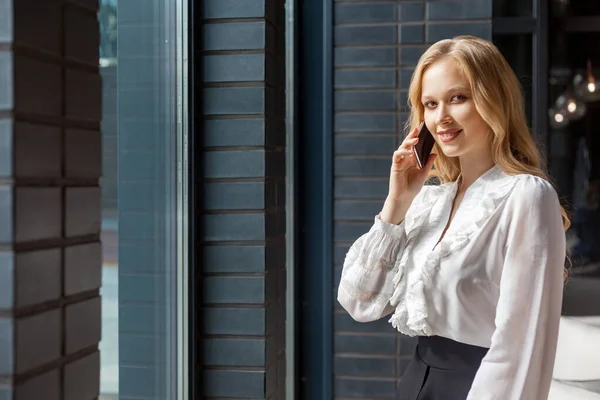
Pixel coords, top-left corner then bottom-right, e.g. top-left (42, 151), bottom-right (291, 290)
top-left (99, 0), bottom-right (118, 398)
top-left (493, 34), bottom-right (533, 127)
top-left (99, 0), bottom-right (117, 63)
top-left (98, 0), bottom-right (183, 398)
top-left (547, 5), bottom-right (600, 397)
top-left (548, 31), bottom-right (600, 276)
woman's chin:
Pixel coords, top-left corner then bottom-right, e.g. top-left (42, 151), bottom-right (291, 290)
top-left (437, 145), bottom-right (462, 158)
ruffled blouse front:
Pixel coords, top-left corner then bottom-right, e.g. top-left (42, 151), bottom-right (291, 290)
top-left (337, 165), bottom-right (566, 400)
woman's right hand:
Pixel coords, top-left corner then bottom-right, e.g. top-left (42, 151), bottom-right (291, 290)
top-left (389, 126), bottom-right (437, 202)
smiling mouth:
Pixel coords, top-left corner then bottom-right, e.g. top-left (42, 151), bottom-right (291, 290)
top-left (438, 129), bottom-right (462, 142)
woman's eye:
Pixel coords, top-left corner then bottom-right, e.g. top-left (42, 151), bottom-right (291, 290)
top-left (424, 101), bottom-right (436, 108)
top-left (452, 94), bottom-right (466, 101)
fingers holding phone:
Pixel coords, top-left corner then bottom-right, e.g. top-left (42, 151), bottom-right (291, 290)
top-left (392, 127), bottom-right (421, 171)
top-left (413, 122), bottom-right (436, 169)
top-left (388, 124), bottom-right (437, 202)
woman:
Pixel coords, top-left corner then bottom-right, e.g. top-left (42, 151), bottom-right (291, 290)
top-left (337, 35), bottom-right (569, 400)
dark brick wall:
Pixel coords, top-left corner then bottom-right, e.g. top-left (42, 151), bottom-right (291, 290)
top-left (332, 1), bottom-right (492, 397)
top-left (0, 0), bottom-right (102, 399)
top-left (199, 0), bottom-right (287, 399)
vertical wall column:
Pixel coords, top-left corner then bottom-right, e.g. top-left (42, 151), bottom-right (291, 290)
top-left (198, 0), bottom-right (287, 399)
top-left (0, 0), bottom-right (102, 398)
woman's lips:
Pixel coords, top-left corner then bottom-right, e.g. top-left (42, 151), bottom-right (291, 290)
top-left (437, 129), bottom-right (462, 143)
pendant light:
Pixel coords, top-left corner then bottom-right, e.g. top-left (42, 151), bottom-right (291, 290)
top-left (556, 88), bottom-right (587, 120)
top-left (574, 60), bottom-right (600, 102)
top-left (548, 107), bottom-right (570, 129)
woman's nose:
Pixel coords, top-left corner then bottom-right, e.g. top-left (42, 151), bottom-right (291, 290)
top-left (435, 104), bottom-right (452, 125)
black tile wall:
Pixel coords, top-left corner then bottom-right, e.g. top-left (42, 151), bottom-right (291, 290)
top-left (400, 45), bottom-right (430, 65)
top-left (203, 308), bottom-right (268, 336)
top-left (203, 370), bottom-right (266, 398)
top-left (203, 150), bottom-right (266, 178)
top-left (335, 378), bottom-right (398, 398)
top-left (335, 113), bottom-right (398, 132)
top-left (399, 2), bottom-right (425, 22)
top-left (399, 23), bottom-right (426, 44)
top-left (203, 22), bottom-right (267, 51)
top-left (335, 26), bottom-right (398, 45)
top-left (203, 214), bottom-right (267, 241)
top-left (428, 0), bottom-right (492, 20)
top-left (203, 338), bottom-right (267, 366)
top-left (203, 276), bottom-right (267, 304)
top-left (335, 69), bottom-right (398, 89)
top-left (335, 3), bottom-right (398, 24)
top-left (334, 200), bottom-right (386, 221)
top-left (427, 21), bottom-right (491, 43)
top-left (0, 1), bottom-right (102, 398)
top-left (204, 182), bottom-right (266, 210)
top-left (203, 0), bottom-right (267, 19)
top-left (335, 135), bottom-right (396, 155)
top-left (334, 356), bottom-right (397, 377)
top-left (203, 87), bottom-right (265, 115)
top-left (335, 91), bottom-right (398, 111)
top-left (332, 0), bottom-right (492, 397)
top-left (335, 158), bottom-right (392, 177)
top-left (203, 119), bottom-right (267, 146)
top-left (335, 47), bottom-right (398, 67)
top-left (199, 0), bottom-right (287, 398)
top-left (204, 54), bottom-right (266, 82)
top-left (14, 249), bottom-right (62, 307)
top-left (63, 352), bottom-right (100, 400)
top-left (203, 245), bottom-right (267, 273)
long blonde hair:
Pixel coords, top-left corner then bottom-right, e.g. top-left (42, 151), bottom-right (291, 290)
top-left (406, 35), bottom-right (571, 276)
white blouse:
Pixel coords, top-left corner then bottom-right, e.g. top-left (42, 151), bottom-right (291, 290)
top-left (337, 165), bottom-right (566, 400)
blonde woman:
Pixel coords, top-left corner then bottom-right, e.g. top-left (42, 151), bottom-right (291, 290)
top-left (337, 35), bottom-right (569, 400)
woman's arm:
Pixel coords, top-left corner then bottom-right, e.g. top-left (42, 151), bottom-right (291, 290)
top-left (337, 185), bottom-right (432, 322)
top-left (467, 176), bottom-right (566, 400)
top-left (337, 214), bottom-right (408, 322)
top-left (338, 127), bottom-right (438, 323)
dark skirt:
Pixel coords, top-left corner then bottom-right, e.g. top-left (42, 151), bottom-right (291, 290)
top-left (396, 336), bottom-right (489, 400)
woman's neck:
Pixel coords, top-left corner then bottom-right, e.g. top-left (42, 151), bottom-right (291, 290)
top-left (458, 154), bottom-right (495, 191)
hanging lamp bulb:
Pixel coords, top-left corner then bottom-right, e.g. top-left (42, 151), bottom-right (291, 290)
top-left (548, 107), bottom-right (570, 129)
top-left (574, 59), bottom-right (600, 102)
top-left (556, 89), bottom-right (587, 120)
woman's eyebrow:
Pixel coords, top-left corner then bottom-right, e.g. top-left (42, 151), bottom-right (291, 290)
top-left (421, 86), bottom-right (470, 101)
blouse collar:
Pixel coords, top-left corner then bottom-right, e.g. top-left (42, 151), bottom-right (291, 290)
top-left (452, 164), bottom-right (505, 193)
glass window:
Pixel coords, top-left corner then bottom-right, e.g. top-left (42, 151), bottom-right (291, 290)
top-left (493, 0), bottom-right (532, 17)
top-left (547, 27), bottom-right (600, 274)
top-left (99, 0), bottom-right (188, 398)
top-left (492, 34), bottom-right (534, 127)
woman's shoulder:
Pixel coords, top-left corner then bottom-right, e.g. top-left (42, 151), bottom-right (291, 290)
top-left (506, 172), bottom-right (557, 194)
top-left (502, 172), bottom-right (560, 207)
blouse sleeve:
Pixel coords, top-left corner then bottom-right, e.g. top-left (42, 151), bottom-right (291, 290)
top-left (467, 176), bottom-right (566, 400)
top-left (337, 214), bottom-right (408, 322)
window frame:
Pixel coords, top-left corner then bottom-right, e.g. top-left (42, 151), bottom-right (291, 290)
top-left (492, 0), bottom-right (549, 150)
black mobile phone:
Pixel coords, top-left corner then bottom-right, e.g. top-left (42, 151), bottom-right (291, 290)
top-left (413, 121), bottom-right (436, 169)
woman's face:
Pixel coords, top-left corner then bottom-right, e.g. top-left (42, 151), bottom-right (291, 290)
top-left (421, 57), bottom-right (490, 160)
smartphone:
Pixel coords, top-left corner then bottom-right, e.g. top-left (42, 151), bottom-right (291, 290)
top-left (413, 121), bottom-right (436, 169)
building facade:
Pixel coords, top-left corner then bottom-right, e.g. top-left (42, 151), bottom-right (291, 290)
top-left (1, 0), bottom-right (599, 399)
